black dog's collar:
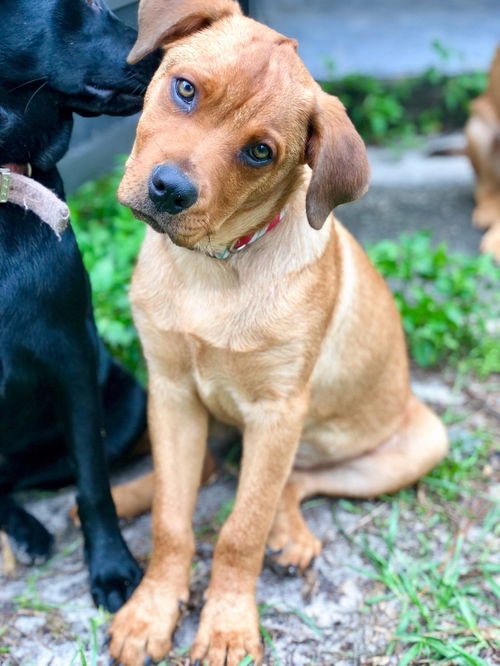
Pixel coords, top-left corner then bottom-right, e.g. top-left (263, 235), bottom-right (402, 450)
top-left (0, 164), bottom-right (69, 237)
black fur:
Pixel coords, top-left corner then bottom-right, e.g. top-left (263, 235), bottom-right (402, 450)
top-left (0, 0), bottom-right (160, 611)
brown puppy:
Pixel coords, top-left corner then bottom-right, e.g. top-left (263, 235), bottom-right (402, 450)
top-left (466, 45), bottom-right (500, 261)
top-left (108, 1), bottom-right (448, 664)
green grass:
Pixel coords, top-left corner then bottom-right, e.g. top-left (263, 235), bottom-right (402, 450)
top-left (334, 430), bottom-right (498, 666)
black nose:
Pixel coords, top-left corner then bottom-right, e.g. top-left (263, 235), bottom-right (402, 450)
top-left (148, 164), bottom-right (198, 214)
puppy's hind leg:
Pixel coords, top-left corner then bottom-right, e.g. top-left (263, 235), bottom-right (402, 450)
top-left (110, 448), bottom-right (217, 519)
top-left (111, 472), bottom-right (155, 519)
top-left (267, 482), bottom-right (321, 575)
top-left (268, 396), bottom-right (448, 571)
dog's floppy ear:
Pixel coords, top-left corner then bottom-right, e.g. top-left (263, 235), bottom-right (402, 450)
top-left (305, 91), bottom-right (370, 230)
top-left (128, 0), bottom-right (242, 64)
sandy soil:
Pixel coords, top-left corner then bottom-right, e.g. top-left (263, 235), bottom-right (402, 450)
top-left (1, 369), bottom-right (498, 666)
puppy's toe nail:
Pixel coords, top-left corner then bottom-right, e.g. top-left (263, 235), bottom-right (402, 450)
top-left (268, 559), bottom-right (299, 578)
top-left (266, 545), bottom-right (283, 557)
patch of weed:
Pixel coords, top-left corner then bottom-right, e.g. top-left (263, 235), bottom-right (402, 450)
top-left (69, 609), bottom-right (111, 666)
top-left (334, 430), bottom-right (499, 665)
top-left (13, 572), bottom-right (62, 612)
top-left (367, 231), bottom-right (500, 374)
top-left (322, 41), bottom-right (487, 145)
top-left (423, 430), bottom-right (494, 502)
top-left (68, 162), bottom-right (146, 382)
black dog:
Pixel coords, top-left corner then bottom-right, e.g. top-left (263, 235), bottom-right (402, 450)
top-left (0, 0), bottom-right (159, 611)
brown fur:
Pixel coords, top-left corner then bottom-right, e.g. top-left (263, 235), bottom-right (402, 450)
top-left (108, 2), bottom-right (448, 664)
top-left (465, 45), bottom-right (500, 261)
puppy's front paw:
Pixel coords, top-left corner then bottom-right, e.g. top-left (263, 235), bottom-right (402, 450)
top-left (190, 593), bottom-right (263, 666)
top-left (88, 540), bottom-right (143, 612)
top-left (109, 576), bottom-right (187, 666)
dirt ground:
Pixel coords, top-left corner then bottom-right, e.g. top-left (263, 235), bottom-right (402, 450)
top-left (0, 367), bottom-right (498, 666)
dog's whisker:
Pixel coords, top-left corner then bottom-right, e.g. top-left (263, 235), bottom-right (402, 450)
top-left (24, 80), bottom-right (49, 113)
top-left (8, 77), bottom-right (48, 93)
top-left (131, 83), bottom-right (145, 97)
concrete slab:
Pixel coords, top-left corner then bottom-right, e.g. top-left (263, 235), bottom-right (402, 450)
top-left (338, 184), bottom-right (481, 255)
top-left (253, 0), bottom-right (500, 79)
top-left (337, 139), bottom-right (482, 254)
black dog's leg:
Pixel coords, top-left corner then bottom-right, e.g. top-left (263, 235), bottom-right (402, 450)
top-left (0, 495), bottom-right (54, 564)
top-left (60, 343), bottom-right (143, 612)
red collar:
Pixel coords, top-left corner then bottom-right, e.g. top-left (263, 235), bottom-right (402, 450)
top-left (232, 212), bottom-right (282, 251)
top-left (205, 211), bottom-right (284, 259)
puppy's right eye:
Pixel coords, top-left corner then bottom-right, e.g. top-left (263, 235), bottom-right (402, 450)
top-left (242, 142), bottom-right (274, 167)
top-left (173, 78), bottom-right (196, 109)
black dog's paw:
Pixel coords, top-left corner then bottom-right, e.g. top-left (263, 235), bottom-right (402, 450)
top-left (6, 508), bottom-right (54, 565)
top-left (89, 544), bottom-right (143, 612)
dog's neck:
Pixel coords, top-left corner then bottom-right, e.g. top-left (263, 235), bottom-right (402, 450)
top-left (193, 209), bottom-right (285, 260)
top-left (189, 167), bottom-right (318, 262)
top-left (160, 175), bottom-right (333, 281)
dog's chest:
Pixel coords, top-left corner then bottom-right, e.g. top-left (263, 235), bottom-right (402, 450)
top-left (135, 272), bottom-right (312, 426)
top-left (189, 331), bottom-right (306, 425)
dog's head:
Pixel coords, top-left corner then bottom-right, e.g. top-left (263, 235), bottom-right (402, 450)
top-left (0, 0), bottom-right (160, 117)
top-left (119, 0), bottom-right (369, 251)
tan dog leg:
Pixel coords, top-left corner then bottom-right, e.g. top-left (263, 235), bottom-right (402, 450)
top-left (466, 111), bottom-right (500, 231)
top-left (472, 186), bottom-right (500, 231)
top-left (190, 396), bottom-right (308, 666)
top-left (267, 397), bottom-right (448, 571)
top-left (111, 450), bottom-right (217, 519)
top-left (109, 373), bottom-right (209, 666)
top-left (480, 220), bottom-right (500, 260)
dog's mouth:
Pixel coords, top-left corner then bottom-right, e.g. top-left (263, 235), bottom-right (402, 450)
top-left (130, 207), bottom-right (208, 249)
top-left (67, 82), bottom-right (146, 117)
top-left (131, 208), bottom-right (166, 234)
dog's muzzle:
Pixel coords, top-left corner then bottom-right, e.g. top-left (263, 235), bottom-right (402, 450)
top-left (148, 164), bottom-right (198, 215)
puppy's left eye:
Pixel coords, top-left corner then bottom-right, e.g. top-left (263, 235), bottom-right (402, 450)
top-left (243, 143), bottom-right (273, 166)
top-left (174, 78), bottom-right (196, 104)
